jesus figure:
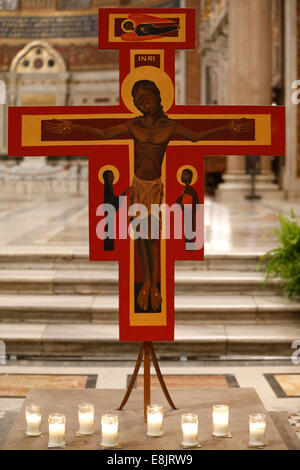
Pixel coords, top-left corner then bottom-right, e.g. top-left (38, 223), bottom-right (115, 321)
top-left (45, 80), bottom-right (252, 313)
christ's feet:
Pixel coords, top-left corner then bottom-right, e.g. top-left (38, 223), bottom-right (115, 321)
top-left (137, 282), bottom-right (151, 311)
top-left (151, 285), bottom-right (162, 311)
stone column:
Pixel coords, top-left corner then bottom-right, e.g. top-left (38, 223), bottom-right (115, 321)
top-left (0, 104), bottom-right (7, 156)
top-left (282, 0), bottom-right (300, 201)
top-left (216, 0), bottom-right (282, 201)
top-left (228, 0), bottom-right (272, 173)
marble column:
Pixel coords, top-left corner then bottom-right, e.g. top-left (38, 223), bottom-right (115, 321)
top-left (216, 0), bottom-right (282, 201)
top-left (282, 0), bottom-right (299, 201)
top-left (0, 104), bottom-right (7, 156)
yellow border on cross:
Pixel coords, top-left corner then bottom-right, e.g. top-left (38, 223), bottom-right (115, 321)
top-left (21, 113), bottom-right (271, 147)
top-left (108, 13), bottom-right (186, 43)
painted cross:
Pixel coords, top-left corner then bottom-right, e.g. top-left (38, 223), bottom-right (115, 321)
top-left (8, 8), bottom-right (285, 343)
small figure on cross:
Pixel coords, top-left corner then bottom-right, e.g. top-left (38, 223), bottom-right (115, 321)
top-left (176, 168), bottom-right (199, 207)
top-left (102, 169), bottom-right (131, 251)
top-left (45, 79), bottom-right (253, 313)
top-left (176, 168), bottom-right (200, 250)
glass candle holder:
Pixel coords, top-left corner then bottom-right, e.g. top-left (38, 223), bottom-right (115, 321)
top-left (78, 403), bottom-right (94, 436)
top-left (147, 405), bottom-right (163, 437)
top-left (25, 405), bottom-right (41, 437)
top-left (181, 414), bottom-right (199, 447)
top-left (101, 414), bottom-right (119, 448)
top-left (48, 414), bottom-right (66, 448)
top-left (212, 405), bottom-right (229, 437)
top-left (249, 413), bottom-right (266, 447)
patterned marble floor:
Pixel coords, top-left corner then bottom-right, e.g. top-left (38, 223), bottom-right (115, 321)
top-left (0, 194), bottom-right (299, 252)
top-left (0, 360), bottom-right (299, 412)
top-left (0, 360), bottom-right (299, 448)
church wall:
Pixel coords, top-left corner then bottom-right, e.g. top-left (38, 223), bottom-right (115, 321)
top-left (185, 0), bottom-right (201, 105)
top-left (69, 70), bottom-right (119, 106)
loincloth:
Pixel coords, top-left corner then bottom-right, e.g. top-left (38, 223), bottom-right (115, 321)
top-left (130, 175), bottom-right (163, 218)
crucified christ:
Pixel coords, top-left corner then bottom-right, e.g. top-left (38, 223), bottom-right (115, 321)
top-left (45, 79), bottom-right (253, 313)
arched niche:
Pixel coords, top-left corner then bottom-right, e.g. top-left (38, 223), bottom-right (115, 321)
top-left (8, 41), bottom-right (68, 106)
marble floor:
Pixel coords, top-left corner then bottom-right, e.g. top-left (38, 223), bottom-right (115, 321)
top-left (0, 359), bottom-right (300, 449)
top-left (0, 359), bottom-right (299, 412)
top-left (0, 193), bottom-right (299, 252)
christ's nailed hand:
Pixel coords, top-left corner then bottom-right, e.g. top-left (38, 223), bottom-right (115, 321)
top-left (226, 118), bottom-right (254, 135)
top-left (44, 119), bottom-right (74, 134)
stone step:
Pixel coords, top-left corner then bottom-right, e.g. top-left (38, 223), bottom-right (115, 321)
top-left (0, 246), bottom-right (266, 272)
top-left (0, 269), bottom-right (118, 295)
top-left (0, 269), bottom-right (280, 295)
top-left (1, 322), bottom-right (299, 358)
top-left (0, 294), bottom-right (298, 323)
top-left (176, 271), bottom-right (278, 294)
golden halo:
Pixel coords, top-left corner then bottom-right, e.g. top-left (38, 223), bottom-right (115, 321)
top-left (98, 165), bottom-right (120, 185)
top-left (176, 165), bottom-right (198, 186)
top-left (121, 66), bottom-right (174, 115)
top-left (121, 19), bottom-right (135, 33)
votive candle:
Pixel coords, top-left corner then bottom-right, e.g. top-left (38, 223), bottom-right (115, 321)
top-left (249, 413), bottom-right (266, 447)
top-left (213, 405), bottom-right (229, 437)
top-left (101, 414), bottom-right (119, 448)
top-left (48, 414), bottom-right (66, 448)
top-left (181, 414), bottom-right (198, 447)
top-left (25, 405), bottom-right (41, 436)
top-left (147, 405), bottom-right (163, 437)
top-left (78, 403), bottom-right (94, 435)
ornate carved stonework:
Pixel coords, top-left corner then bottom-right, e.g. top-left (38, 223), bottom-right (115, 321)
top-left (57, 0), bottom-right (91, 8)
top-left (20, 0), bottom-right (55, 9)
top-left (54, 45), bottom-right (118, 71)
top-left (0, 43), bottom-right (118, 71)
top-left (0, 14), bottom-right (98, 41)
top-left (200, 2), bottom-right (228, 105)
top-left (11, 41), bottom-right (66, 73)
top-left (0, 0), bottom-right (19, 10)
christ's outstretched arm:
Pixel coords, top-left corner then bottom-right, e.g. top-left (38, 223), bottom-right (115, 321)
top-left (44, 119), bottom-right (129, 139)
top-left (174, 119), bottom-right (254, 142)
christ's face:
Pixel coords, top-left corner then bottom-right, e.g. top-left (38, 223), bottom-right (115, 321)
top-left (133, 88), bottom-right (159, 117)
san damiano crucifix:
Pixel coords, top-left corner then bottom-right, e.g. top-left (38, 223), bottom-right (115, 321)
top-left (45, 79), bottom-right (252, 313)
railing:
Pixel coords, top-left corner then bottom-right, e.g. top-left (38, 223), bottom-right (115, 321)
top-left (0, 163), bottom-right (88, 196)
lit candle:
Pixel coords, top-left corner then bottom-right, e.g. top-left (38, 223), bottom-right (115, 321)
top-left (181, 414), bottom-right (198, 447)
top-left (147, 405), bottom-right (163, 437)
top-left (249, 414), bottom-right (266, 447)
top-left (213, 405), bottom-right (229, 437)
top-left (101, 414), bottom-right (119, 448)
top-left (48, 414), bottom-right (66, 448)
top-left (25, 405), bottom-right (41, 437)
top-left (78, 403), bottom-right (94, 436)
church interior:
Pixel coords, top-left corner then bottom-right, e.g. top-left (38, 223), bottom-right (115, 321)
top-left (0, 0), bottom-right (299, 452)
